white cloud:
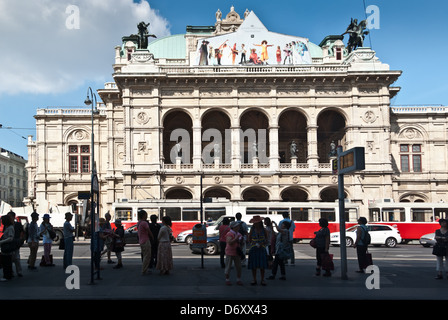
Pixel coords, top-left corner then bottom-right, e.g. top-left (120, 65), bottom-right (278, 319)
top-left (0, 0), bottom-right (171, 95)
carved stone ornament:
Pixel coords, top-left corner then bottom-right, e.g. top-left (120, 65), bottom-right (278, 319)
top-left (214, 176), bottom-right (222, 184)
top-left (135, 111), bottom-right (150, 125)
top-left (253, 176), bottom-right (261, 184)
top-left (291, 176), bottom-right (300, 184)
top-left (131, 51), bottom-right (155, 63)
top-left (138, 141), bottom-right (147, 152)
top-left (175, 176), bottom-right (184, 184)
top-left (72, 130), bottom-right (87, 141)
top-left (362, 110), bottom-right (377, 123)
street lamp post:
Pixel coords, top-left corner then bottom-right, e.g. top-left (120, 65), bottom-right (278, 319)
top-left (84, 87), bottom-right (99, 284)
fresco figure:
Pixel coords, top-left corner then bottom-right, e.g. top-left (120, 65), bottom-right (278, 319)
top-left (254, 40), bottom-right (273, 64)
top-left (249, 49), bottom-right (261, 64)
top-left (199, 40), bottom-right (209, 65)
top-left (231, 43), bottom-right (239, 65)
top-left (276, 46), bottom-right (282, 64)
top-left (283, 44), bottom-right (292, 64)
top-left (240, 44), bottom-right (247, 64)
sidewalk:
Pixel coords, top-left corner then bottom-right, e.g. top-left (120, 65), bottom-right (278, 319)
top-left (1, 246), bottom-right (446, 301)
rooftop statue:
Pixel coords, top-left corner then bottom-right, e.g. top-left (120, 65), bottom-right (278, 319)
top-left (137, 21), bottom-right (157, 49)
top-left (341, 18), bottom-right (369, 53)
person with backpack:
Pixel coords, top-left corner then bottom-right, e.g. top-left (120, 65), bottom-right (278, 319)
top-left (7, 211), bottom-right (24, 277)
top-left (235, 213), bottom-right (248, 265)
top-left (354, 217), bottom-right (370, 273)
top-left (27, 211), bottom-right (40, 270)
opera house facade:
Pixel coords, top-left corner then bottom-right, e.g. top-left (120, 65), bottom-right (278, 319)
top-left (26, 7), bottom-right (448, 219)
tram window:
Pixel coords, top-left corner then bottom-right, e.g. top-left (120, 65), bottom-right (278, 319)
top-left (160, 207), bottom-right (181, 221)
top-left (411, 208), bottom-right (433, 222)
top-left (137, 208), bottom-right (159, 220)
top-left (182, 208), bottom-right (200, 221)
top-left (369, 209), bottom-right (381, 222)
top-left (115, 208), bottom-right (132, 221)
top-left (269, 208), bottom-right (289, 216)
top-left (315, 209), bottom-right (336, 222)
top-left (247, 208), bottom-right (267, 215)
top-left (345, 208), bottom-right (358, 222)
top-left (205, 208), bottom-right (226, 222)
top-left (434, 209), bottom-right (448, 220)
top-left (382, 208), bottom-right (405, 222)
top-left (291, 208), bottom-right (309, 221)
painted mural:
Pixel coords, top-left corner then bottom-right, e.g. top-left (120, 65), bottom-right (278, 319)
top-left (196, 37), bottom-right (312, 66)
top-left (195, 11), bottom-right (313, 67)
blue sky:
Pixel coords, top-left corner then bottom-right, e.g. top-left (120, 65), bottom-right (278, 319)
top-left (0, 0), bottom-right (447, 159)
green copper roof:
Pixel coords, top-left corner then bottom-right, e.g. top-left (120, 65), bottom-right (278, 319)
top-left (147, 34), bottom-right (186, 60)
top-left (308, 42), bottom-right (323, 58)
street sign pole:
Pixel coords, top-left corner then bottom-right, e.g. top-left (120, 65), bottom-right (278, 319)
top-left (338, 146), bottom-right (348, 280)
top-left (337, 146), bottom-right (365, 280)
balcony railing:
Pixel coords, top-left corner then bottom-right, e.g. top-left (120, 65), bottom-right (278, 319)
top-left (391, 105), bottom-right (447, 114)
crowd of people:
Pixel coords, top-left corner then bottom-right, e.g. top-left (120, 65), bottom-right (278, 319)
top-left (1, 210), bottom-right (448, 283)
top-left (0, 209), bottom-right (174, 281)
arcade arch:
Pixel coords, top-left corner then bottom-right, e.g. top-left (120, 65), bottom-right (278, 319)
top-left (165, 188), bottom-right (193, 199)
top-left (240, 109), bottom-right (270, 163)
top-left (201, 109), bottom-right (231, 163)
top-left (278, 109), bottom-right (308, 163)
top-left (242, 186), bottom-right (270, 201)
top-left (317, 109), bottom-right (346, 163)
top-left (162, 110), bottom-right (193, 164)
top-left (280, 187), bottom-right (309, 202)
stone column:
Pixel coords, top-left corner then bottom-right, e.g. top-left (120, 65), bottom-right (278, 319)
top-left (307, 124), bottom-right (319, 168)
top-left (193, 123), bottom-right (202, 170)
top-left (269, 125), bottom-right (279, 171)
top-left (231, 126), bottom-right (241, 170)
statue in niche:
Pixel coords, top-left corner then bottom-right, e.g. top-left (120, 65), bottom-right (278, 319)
top-left (252, 141), bottom-right (258, 158)
top-left (213, 143), bottom-right (221, 158)
top-left (137, 21), bottom-right (157, 49)
top-left (175, 142), bottom-right (182, 158)
top-left (328, 140), bottom-right (337, 158)
top-left (290, 141), bottom-right (297, 158)
top-left (341, 18), bottom-right (369, 53)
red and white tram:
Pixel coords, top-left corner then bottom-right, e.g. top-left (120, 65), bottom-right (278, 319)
top-left (110, 198), bottom-right (360, 240)
top-left (368, 200), bottom-right (448, 242)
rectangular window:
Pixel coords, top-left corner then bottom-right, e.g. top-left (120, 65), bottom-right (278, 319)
top-left (335, 48), bottom-right (342, 60)
top-left (400, 155), bottom-right (409, 172)
top-left (69, 156), bottom-right (78, 173)
top-left (69, 145), bottom-right (90, 174)
top-left (413, 155), bottom-right (422, 172)
top-left (69, 146), bottom-right (78, 153)
top-left (81, 156), bottom-right (90, 173)
top-left (400, 144), bottom-right (422, 172)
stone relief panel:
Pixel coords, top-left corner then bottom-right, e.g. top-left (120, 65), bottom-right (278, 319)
top-left (398, 127), bottom-right (424, 140)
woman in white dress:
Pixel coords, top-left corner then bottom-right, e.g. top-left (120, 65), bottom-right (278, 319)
top-left (156, 216), bottom-right (173, 275)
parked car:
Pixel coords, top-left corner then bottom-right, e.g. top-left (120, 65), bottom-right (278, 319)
top-left (330, 224), bottom-right (402, 248)
top-left (176, 230), bottom-right (193, 244)
top-left (419, 233), bottom-right (436, 247)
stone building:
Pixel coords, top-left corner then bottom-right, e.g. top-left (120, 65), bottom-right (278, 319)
top-left (26, 8), bottom-right (448, 216)
top-left (0, 148), bottom-right (27, 207)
